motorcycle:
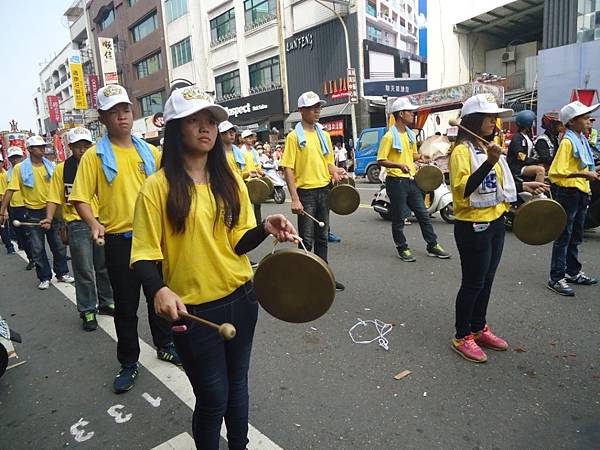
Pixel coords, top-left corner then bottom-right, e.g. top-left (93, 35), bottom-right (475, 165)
top-left (0, 315), bottom-right (22, 378)
top-left (262, 161), bottom-right (287, 204)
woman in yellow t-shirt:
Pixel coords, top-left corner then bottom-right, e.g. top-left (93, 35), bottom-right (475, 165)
top-left (130, 87), bottom-right (296, 450)
top-left (449, 95), bottom-right (548, 364)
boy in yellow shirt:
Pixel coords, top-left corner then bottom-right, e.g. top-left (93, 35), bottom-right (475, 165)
top-left (70, 85), bottom-right (177, 393)
top-left (377, 97), bottom-right (450, 262)
top-left (547, 101), bottom-right (600, 296)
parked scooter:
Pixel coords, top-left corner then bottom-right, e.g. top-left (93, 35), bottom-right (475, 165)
top-left (0, 315), bottom-right (22, 378)
top-left (262, 161), bottom-right (286, 204)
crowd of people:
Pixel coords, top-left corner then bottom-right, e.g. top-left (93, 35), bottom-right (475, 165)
top-left (0, 82), bottom-right (599, 449)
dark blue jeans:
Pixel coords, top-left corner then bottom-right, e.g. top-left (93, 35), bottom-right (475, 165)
top-left (454, 218), bottom-right (505, 339)
top-left (386, 177), bottom-right (437, 251)
top-left (26, 208), bottom-right (69, 282)
top-left (9, 206), bottom-right (32, 260)
top-left (297, 185), bottom-right (330, 262)
top-left (549, 186), bottom-right (590, 282)
top-left (172, 282), bottom-right (258, 450)
top-left (0, 216), bottom-right (14, 252)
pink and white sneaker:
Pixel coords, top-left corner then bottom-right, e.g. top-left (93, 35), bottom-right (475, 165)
top-left (451, 334), bottom-right (487, 363)
top-left (473, 325), bottom-right (508, 351)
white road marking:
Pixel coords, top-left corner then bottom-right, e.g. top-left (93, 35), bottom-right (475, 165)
top-left (107, 404), bottom-right (133, 423)
top-left (70, 417), bottom-right (94, 442)
top-left (151, 432), bottom-right (195, 450)
top-left (143, 392), bottom-right (162, 407)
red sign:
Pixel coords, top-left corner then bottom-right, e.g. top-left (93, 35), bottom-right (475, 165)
top-left (54, 134), bottom-right (66, 162)
top-left (47, 96), bottom-right (61, 124)
top-left (570, 89), bottom-right (599, 106)
top-left (321, 119), bottom-right (344, 137)
top-left (88, 75), bottom-right (100, 108)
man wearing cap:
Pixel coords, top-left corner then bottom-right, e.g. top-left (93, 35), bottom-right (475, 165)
top-left (547, 101), bottom-right (600, 296)
top-left (281, 91), bottom-right (346, 291)
top-left (41, 127), bottom-right (114, 332)
top-left (219, 120), bottom-right (254, 178)
top-left (377, 97), bottom-right (450, 262)
top-left (0, 136), bottom-right (74, 289)
top-left (70, 84), bottom-right (178, 393)
top-left (240, 129), bottom-right (265, 222)
top-left (0, 151), bottom-right (16, 254)
top-left (0, 147), bottom-right (34, 267)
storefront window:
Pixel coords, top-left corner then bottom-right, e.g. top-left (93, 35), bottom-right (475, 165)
top-left (577, 0), bottom-right (600, 42)
top-left (210, 9), bottom-right (236, 43)
top-left (139, 90), bottom-right (165, 117)
top-left (215, 70), bottom-right (241, 100)
top-left (249, 56), bottom-right (280, 90)
top-left (244, 0), bottom-right (276, 28)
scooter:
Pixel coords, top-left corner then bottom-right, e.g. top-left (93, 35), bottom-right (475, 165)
top-left (262, 161), bottom-right (287, 204)
top-left (372, 176), bottom-right (455, 224)
top-left (0, 315), bottom-right (23, 378)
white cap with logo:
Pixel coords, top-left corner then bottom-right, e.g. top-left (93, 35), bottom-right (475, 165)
top-left (164, 86), bottom-right (228, 123)
top-left (390, 97), bottom-right (418, 113)
top-left (241, 129), bottom-right (256, 139)
top-left (298, 91), bottom-right (326, 109)
top-left (26, 135), bottom-right (47, 148)
top-left (97, 84), bottom-right (132, 111)
top-left (68, 127), bottom-right (94, 144)
top-left (7, 146), bottom-right (24, 158)
top-left (559, 101), bottom-right (600, 125)
top-left (460, 94), bottom-right (513, 118)
top-left (219, 121), bottom-right (237, 133)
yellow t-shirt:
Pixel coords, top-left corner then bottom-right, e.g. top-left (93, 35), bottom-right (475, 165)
top-left (0, 170), bottom-right (7, 196)
top-left (280, 128), bottom-right (334, 189)
top-left (549, 138), bottom-right (591, 194)
top-left (376, 130), bottom-right (418, 178)
top-left (7, 162), bottom-right (52, 210)
top-left (69, 143), bottom-right (161, 234)
top-left (130, 170), bottom-right (256, 305)
top-left (226, 149), bottom-right (256, 179)
top-left (450, 143), bottom-right (510, 222)
top-left (47, 162), bottom-right (100, 223)
top-left (1, 170), bottom-right (24, 207)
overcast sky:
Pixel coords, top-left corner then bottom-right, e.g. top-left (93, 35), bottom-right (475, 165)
top-left (0, 1), bottom-right (72, 133)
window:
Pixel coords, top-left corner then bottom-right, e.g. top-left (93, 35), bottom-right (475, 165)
top-left (165, 0), bottom-right (188, 23)
top-left (367, 1), bottom-right (377, 17)
top-left (97, 8), bottom-right (115, 31)
top-left (129, 0), bottom-right (139, 6)
top-left (139, 90), bottom-right (165, 117)
top-left (244, 0), bottom-right (275, 27)
top-left (135, 53), bottom-right (162, 79)
top-left (215, 70), bottom-right (241, 100)
top-left (367, 24), bottom-right (382, 43)
top-left (577, 0), bottom-right (600, 42)
top-left (170, 37), bottom-right (192, 68)
top-left (210, 9), bottom-right (236, 43)
top-left (358, 130), bottom-right (379, 149)
top-left (131, 13), bottom-right (158, 43)
top-left (249, 56), bottom-right (280, 89)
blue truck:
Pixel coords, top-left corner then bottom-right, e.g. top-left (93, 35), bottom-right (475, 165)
top-left (353, 127), bottom-right (387, 183)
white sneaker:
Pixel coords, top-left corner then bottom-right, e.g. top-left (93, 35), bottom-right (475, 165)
top-left (57, 274), bottom-right (75, 283)
top-left (38, 280), bottom-right (51, 290)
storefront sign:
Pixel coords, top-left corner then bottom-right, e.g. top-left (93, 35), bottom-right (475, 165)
top-left (69, 53), bottom-right (88, 110)
top-left (323, 77), bottom-right (348, 100)
top-left (321, 119), bottom-right (344, 137)
top-left (347, 67), bottom-right (358, 104)
top-left (363, 78), bottom-right (427, 97)
top-left (54, 133), bottom-right (66, 162)
top-left (88, 74), bottom-right (100, 108)
top-left (219, 89), bottom-right (284, 123)
top-left (286, 33), bottom-right (314, 53)
top-left (47, 96), bottom-right (61, 124)
top-left (98, 37), bottom-right (118, 85)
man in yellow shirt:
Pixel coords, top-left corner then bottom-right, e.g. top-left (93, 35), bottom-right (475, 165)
top-left (70, 85), bottom-right (177, 393)
top-left (0, 136), bottom-right (73, 290)
top-left (547, 101), bottom-right (600, 296)
top-left (377, 97), bottom-right (450, 262)
top-left (281, 91), bottom-right (345, 291)
top-left (240, 129), bottom-right (264, 222)
top-left (41, 127), bottom-right (114, 332)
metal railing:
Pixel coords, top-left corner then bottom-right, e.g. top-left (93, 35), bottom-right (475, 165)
top-left (248, 82), bottom-right (281, 95)
top-left (244, 13), bottom-right (276, 33)
top-left (210, 32), bottom-right (237, 48)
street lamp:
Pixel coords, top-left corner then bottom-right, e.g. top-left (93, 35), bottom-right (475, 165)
top-left (313, 0), bottom-right (358, 148)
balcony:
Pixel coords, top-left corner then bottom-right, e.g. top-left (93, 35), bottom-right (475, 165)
top-left (248, 82), bottom-right (281, 95)
top-left (216, 92), bottom-right (242, 103)
top-left (378, 12), bottom-right (396, 26)
top-left (244, 13), bottom-right (276, 33)
top-left (210, 32), bottom-right (237, 49)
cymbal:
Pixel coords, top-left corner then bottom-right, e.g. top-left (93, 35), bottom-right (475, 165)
top-left (246, 178), bottom-right (270, 204)
top-left (328, 183), bottom-right (360, 215)
top-left (261, 176), bottom-right (274, 195)
top-left (512, 198), bottom-right (567, 245)
top-left (414, 165), bottom-right (443, 192)
top-left (254, 249), bottom-right (335, 323)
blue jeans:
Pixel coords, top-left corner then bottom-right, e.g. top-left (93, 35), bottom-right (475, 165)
top-left (0, 216), bottom-right (14, 252)
top-left (297, 186), bottom-right (330, 262)
top-left (386, 177), bottom-right (438, 251)
top-left (550, 186), bottom-right (590, 282)
top-left (67, 220), bottom-right (113, 313)
top-left (172, 282), bottom-right (258, 450)
top-left (9, 206), bottom-right (32, 260)
top-left (26, 208), bottom-right (69, 282)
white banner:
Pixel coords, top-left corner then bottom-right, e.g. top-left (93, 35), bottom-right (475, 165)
top-left (98, 37), bottom-right (118, 85)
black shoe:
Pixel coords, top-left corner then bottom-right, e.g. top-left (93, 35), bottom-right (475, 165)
top-left (335, 281), bottom-right (345, 292)
top-left (98, 304), bottom-right (115, 316)
top-left (547, 279), bottom-right (575, 297)
top-left (81, 312), bottom-right (98, 332)
top-left (157, 343), bottom-right (182, 366)
top-left (113, 364), bottom-right (139, 393)
top-left (565, 271), bottom-right (598, 285)
top-left (26, 261), bottom-right (35, 271)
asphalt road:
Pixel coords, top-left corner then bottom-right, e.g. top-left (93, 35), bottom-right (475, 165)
top-left (1, 179), bottom-right (599, 450)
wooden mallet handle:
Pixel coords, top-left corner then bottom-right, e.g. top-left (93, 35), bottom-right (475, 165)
top-left (12, 219), bottom-right (41, 227)
top-left (299, 211), bottom-right (325, 228)
top-left (95, 237), bottom-right (105, 247)
top-left (178, 311), bottom-right (236, 340)
top-left (448, 118), bottom-right (490, 145)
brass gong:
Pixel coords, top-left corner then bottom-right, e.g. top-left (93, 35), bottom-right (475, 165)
top-left (328, 179), bottom-right (360, 215)
top-left (246, 178), bottom-right (270, 204)
top-left (414, 165), bottom-right (444, 192)
top-left (512, 198), bottom-right (567, 245)
top-left (261, 176), bottom-right (274, 195)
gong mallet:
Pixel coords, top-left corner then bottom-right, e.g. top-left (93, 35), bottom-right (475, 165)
top-left (448, 118), bottom-right (491, 145)
top-left (178, 311), bottom-right (236, 340)
top-left (299, 211), bottom-right (325, 228)
top-left (12, 219), bottom-right (42, 227)
top-left (95, 237), bottom-right (105, 247)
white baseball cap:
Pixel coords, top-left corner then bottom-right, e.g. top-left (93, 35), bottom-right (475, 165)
top-left (298, 91), bottom-right (326, 109)
top-left (97, 84), bottom-right (132, 111)
top-left (164, 86), bottom-right (228, 123)
top-left (219, 121), bottom-right (237, 133)
top-left (26, 135), bottom-right (47, 148)
top-left (390, 97), bottom-right (418, 113)
top-left (460, 94), bottom-right (513, 118)
top-left (559, 101), bottom-right (600, 125)
top-left (7, 146), bottom-right (23, 158)
top-left (68, 127), bottom-right (94, 144)
top-left (241, 129), bottom-right (256, 139)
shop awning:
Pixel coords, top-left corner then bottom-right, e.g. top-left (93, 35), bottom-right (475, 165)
top-left (285, 102), bottom-right (352, 125)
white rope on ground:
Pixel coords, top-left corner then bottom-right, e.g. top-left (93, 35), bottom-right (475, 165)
top-left (348, 318), bottom-right (393, 350)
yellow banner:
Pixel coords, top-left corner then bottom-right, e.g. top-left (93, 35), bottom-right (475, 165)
top-left (70, 55), bottom-right (88, 110)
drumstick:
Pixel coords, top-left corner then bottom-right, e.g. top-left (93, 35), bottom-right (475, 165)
top-left (12, 220), bottom-right (42, 227)
top-left (178, 311), bottom-right (236, 340)
top-left (301, 211), bottom-right (325, 228)
top-left (95, 237), bottom-right (105, 247)
top-left (448, 118), bottom-right (490, 145)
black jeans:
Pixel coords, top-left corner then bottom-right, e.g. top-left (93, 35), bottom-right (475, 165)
top-left (173, 282), bottom-right (258, 450)
top-left (386, 177), bottom-right (438, 251)
top-left (297, 185), bottom-right (330, 262)
top-left (104, 234), bottom-right (172, 366)
top-left (454, 218), bottom-right (505, 339)
top-left (0, 216), bottom-right (14, 251)
top-left (26, 208), bottom-right (69, 281)
top-left (549, 186), bottom-right (590, 282)
top-left (9, 206), bottom-right (32, 260)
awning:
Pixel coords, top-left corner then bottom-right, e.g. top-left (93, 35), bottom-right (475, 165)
top-left (285, 102), bottom-right (352, 124)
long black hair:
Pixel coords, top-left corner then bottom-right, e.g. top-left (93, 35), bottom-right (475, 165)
top-left (456, 113), bottom-right (496, 147)
top-left (162, 119), bottom-right (241, 234)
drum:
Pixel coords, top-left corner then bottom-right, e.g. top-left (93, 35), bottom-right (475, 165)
top-left (413, 165), bottom-right (443, 192)
top-left (328, 178), bottom-right (360, 215)
top-left (246, 178), bottom-right (271, 204)
top-left (512, 198), bottom-right (567, 245)
top-left (254, 248), bottom-right (335, 323)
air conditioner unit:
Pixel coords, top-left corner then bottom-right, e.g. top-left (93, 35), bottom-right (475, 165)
top-left (501, 51), bottom-right (515, 63)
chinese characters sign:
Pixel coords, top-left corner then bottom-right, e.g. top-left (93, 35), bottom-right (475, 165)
top-left (98, 37), bottom-right (118, 85)
top-left (70, 53), bottom-right (88, 110)
top-left (88, 74), bottom-right (100, 108)
top-left (47, 95), bottom-right (61, 124)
